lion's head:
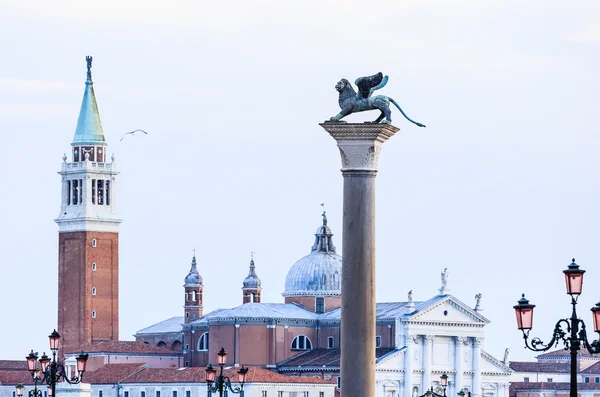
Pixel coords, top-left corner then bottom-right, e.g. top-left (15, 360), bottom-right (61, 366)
top-left (335, 79), bottom-right (350, 92)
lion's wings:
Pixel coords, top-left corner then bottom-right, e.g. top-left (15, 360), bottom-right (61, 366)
top-left (355, 72), bottom-right (388, 99)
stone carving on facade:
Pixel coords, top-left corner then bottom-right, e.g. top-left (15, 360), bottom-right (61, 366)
top-left (423, 335), bottom-right (434, 345)
top-left (456, 336), bottom-right (469, 345)
top-left (439, 268), bottom-right (449, 294)
top-left (405, 334), bottom-right (419, 345)
top-left (474, 293), bottom-right (483, 311)
top-left (473, 337), bottom-right (484, 347)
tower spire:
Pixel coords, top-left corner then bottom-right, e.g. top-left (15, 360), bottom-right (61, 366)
top-left (242, 254), bottom-right (262, 304)
top-left (72, 55), bottom-right (105, 147)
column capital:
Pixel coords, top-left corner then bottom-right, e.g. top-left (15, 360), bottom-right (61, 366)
top-left (405, 334), bottom-right (419, 345)
top-left (320, 122), bottom-right (399, 171)
top-left (473, 337), bottom-right (484, 347)
top-left (423, 335), bottom-right (434, 345)
top-left (455, 336), bottom-right (469, 345)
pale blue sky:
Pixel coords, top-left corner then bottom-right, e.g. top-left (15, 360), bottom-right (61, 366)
top-left (1, 0), bottom-right (599, 361)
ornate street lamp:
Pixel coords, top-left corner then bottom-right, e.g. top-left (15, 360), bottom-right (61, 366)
top-left (440, 373), bottom-right (448, 397)
top-left (514, 259), bottom-right (600, 397)
top-left (205, 348), bottom-right (248, 397)
top-left (23, 330), bottom-right (89, 397)
top-left (457, 391), bottom-right (465, 397)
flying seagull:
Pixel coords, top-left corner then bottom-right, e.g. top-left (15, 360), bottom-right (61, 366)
top-left (120, 129), bottom-right (148, 141)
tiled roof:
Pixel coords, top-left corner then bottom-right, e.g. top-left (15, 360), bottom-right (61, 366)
top-left (84, 364), bottom-right (148, 384)
top-left (509, 361), bottom-right (570, 373)
top-left (582, 361), bottom-right (600, 374)
top-left (536, 349), bottom-right (596, 358)
top-left (278, 348), bottom-right (395, 369)
top-left (85, 364), bottom-right (332, 385)
top-left (192, 303), bottom-right (320, 324)
top-left (0, 360), bottom-right (27, 371)
top-left (136, 317), bottom-right (184, 335)
top-left (0, 370), bottom-right (36, 385)
top-left (510, 382), bottom-right (600, 395)
top-left (66, 341), bottom-right (179, 355)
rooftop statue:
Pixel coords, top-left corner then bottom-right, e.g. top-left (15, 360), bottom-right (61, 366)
top-left (328, 72), bottom-right (426, 127)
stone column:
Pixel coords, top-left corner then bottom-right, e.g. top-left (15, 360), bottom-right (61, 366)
top-left (472, 338), bottom-right (483, 396)
top-left (455, 337), bottom-right (467, 391)
top-left (404, 334), bottom-right (416, 397)
top-left (321, 122), bottom-right (399, 397)
top-left (422, 335), bottom-right (433, 391)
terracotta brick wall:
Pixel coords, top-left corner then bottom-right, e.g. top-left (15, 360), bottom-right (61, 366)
top-left (58, 231), bottom-right (119, 355)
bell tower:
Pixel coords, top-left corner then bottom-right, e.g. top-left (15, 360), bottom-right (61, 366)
top-left (242, 255), bottom-right (262, 304)
top-left (55, 56), bottom-right (121, 355)
top-left (184, 254), bottom-right (203, 323)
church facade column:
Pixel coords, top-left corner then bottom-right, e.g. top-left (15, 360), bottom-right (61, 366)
top-left (455, 337), bottom-right (467, 391)
top-left (422, 335), bottom-right (433, 391)
top-left (404, 334), bottom-right (416, 397)
top-left (472, 337), bottom-right (483, 396)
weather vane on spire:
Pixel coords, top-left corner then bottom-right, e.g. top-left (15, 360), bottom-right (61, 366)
top-left (85, 55), bottom-right (93, 83)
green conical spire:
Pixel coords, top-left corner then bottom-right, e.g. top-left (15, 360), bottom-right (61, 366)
top-left (72, 56), bottom-right (105, 146)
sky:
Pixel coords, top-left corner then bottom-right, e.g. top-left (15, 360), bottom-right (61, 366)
top-left (1, 0), bottom-right (599, 362)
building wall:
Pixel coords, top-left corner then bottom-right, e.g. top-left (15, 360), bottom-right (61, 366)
top-left (58, 231), bottom-right (119, 356)
top-left (509, 371), bottom-right (570, 383)
top-left (284, 296), bottom-right (341, 312)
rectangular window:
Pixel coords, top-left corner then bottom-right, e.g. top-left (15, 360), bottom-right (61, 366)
top-left (186, 391), bottom-right (190, 397)
top-left (376, 336), bottom-right (381, 348)
top-left (319, 393), bottom-right (324, 397)
top-left (224, 391), bottom-right (228, 397)
top-left (92, 179), bottom-right (96, 204)
top-left (141, 392), bottom-right (146, 397)
top-left (316, 297), bottom-right (324, 314)
top-left (67, 180), bottom-right (71, 205)
top-left (125, 392), bottom-right (129, 397)
top-left (328, 336), bottom-right (334, 349)
top-left (72, 179), bottom-right (78, 205)
top-left (44, 393), bottom-right (47, 397)
top-left (585, 377), bottom-right (590, 384)
top-left (207, 391), bottom-right (211, 397)
top-left (262, 392), bottom-right (267, 397)
top-left (97, 180), bottom-right (104, 205)
top-left (79, 179), bottom-right (83, 204)
top-left (106, 180), bottom-right (110, 205)
top-left (13, 392), bottom-right (16, 397)
top-left (99, 391), bottom-right (103, 397)
top-left (337, 376), bottom-right (341, 388)
top-left (547, 378), bottom-right (552, 383)
top-left (173, 391), bottom-right (177, 397)
top-left (596, 377), bottom-right (600, 383)
top-left (524, 378), bottom-right (529, 383)
top-left (157, 391), bottom-right (161, 397)
top-left (278, 393), bottom-right (283, 397)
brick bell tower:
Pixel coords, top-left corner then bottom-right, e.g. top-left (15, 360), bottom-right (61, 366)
top-left (184, 254), bottom-right (203, 323)
top-left (55, 56), bottom-right (121, 355)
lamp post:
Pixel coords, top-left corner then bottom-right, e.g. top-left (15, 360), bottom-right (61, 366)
top-left (440, 373), bottom-right (448, 397)
top-left (205, 348), bottom-right (248, 397)
top-left (21, 330), bottom-right (89, 397)
top-left (514, 259), bottom-right (600, 397)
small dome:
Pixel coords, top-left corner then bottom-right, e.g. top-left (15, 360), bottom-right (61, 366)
top-left (184, 256), bottom-right (202, 286)
top-left (242, 259), bottom-right (261, 289)
top-left (283, 212), bottom-right (342, 297)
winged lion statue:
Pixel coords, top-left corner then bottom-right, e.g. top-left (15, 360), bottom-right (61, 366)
top-left (329, 72), bottom-right (426, 127)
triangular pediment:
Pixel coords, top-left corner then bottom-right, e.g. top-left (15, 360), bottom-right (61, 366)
top-left (406, 295), bottom-right (489, 324)
top-left (481, 350), bottom-right (513, 375)
top-left (376, 348), bottom-right (405, 371)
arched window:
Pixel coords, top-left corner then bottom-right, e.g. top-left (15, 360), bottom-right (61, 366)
top-left (92, 310), bottom-right (96, 318)
top-left (171, 340), bottom-right (182, 352)
top-left (92, 262), bottom-right (97, 271)
top-left (197, 332), bottom-right (209, 351)
top-left (157, 341), bottom-right (167, 348)
top-left (92, 287), bottom-right (96, 296)
top-left (92, 239), bottom-right (97, 248)
top-left (327, 336), bottom-right (334, 349)
top-left (291, 335), bottom-right (313, 350)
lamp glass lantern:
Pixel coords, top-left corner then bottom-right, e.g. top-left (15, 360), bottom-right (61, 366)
top-left (47, 386), bottom-right (53, 397)
top-left (217, 348), bottom-right (227, 366)
top-left (15, 384), bottom-right (24, 397)
top-left (563, 259), bottom-right (585, 296)
top-left (76, 352), bottom-right (89, 373)
top-left (591, 301), bottom-right (600, 333)
top-left (440, 372), bottom-right (449, 388)
top-left (48, 330), bottom-right (61, 352)
top-left (39, 353), bottom-right (51, 373)
top-left (457, 391), bottom-right (465, 397)
top-left (237, 366), bottom-right (248, 384)
top-left (26, 351), bottom-right (38, 372)
top-left (514, 294), bottom-right (536, 331)
top-left (205, 364), bottom-right (216, 383)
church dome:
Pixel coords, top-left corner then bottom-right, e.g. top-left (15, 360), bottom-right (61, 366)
top-left (184, 255), bottom-right (202, 286)
top-left (283, 212), bottom-right (342, 297)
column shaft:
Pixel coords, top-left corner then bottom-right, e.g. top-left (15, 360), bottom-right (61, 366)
top-left (422, 336), bottom-right (433, 391)
top-left (455, 337), bottom-right (465, 391)
top-left (472, 338), bottom-right (482, 396)
top-left (341, 171), bottom-right (377, 396)
top-left (405, 336), bottom-right (414, 397)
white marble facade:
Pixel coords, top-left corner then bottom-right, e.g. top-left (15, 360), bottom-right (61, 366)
top-left (374, 294), bottom-right (511, 397)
